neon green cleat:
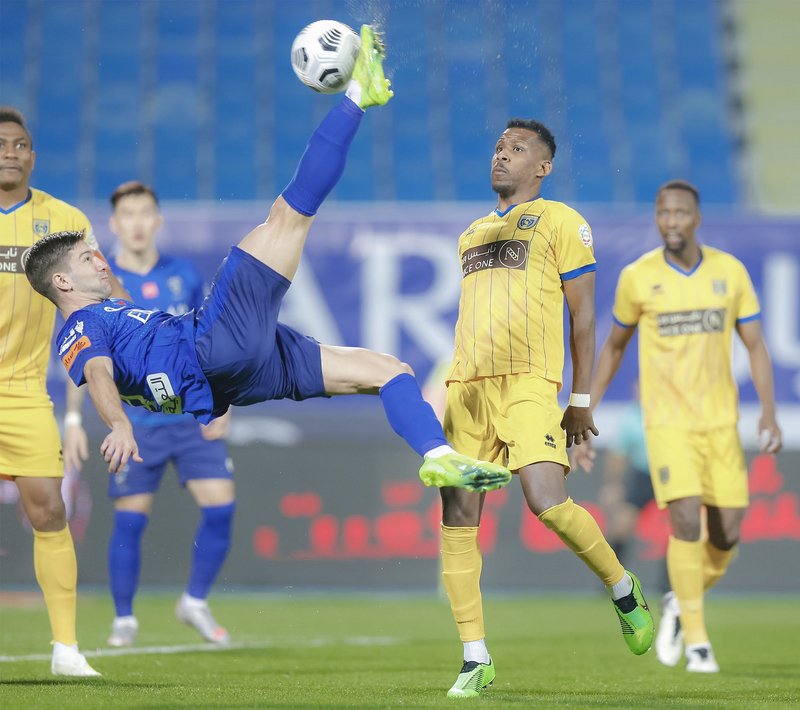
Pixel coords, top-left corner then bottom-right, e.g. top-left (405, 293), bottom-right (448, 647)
top-left (612, 571), bottom-right (654, 655)
top-left (447, 658), bottom-right (496, 698)
top-left (350, 25), bottom-right (393, 108)
top-left (419, 451), bottom-right (512, 493)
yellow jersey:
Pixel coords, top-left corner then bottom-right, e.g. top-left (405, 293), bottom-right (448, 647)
top-left (448, 198), bottom-right (596, 385)
top-left (0, 188), bottom-right (95, 406)
top-left (612, 246), bottom-right (760, 430)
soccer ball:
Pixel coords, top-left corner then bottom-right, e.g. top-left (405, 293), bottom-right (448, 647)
top-left (290, 20), bottom-right (361, 94)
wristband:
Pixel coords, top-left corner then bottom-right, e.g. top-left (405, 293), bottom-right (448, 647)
top-left (64, 412), bottom-right (82, 427)
top-left (569, 393), bottom-right (590, 408)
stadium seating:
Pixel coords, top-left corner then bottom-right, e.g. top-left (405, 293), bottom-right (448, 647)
top-left (2, 0), bottom-right (739, 204)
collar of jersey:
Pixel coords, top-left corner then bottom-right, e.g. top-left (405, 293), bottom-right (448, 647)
top-left (494, 195), bottom-right (541, 218)
top-left (663, 246), bottom-right (703, 276)
top-left (0, 189), bottom-right (32, 215)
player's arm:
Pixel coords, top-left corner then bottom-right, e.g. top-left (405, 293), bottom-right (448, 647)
top-left (82, 356), bottom-right (142, 473)
top-left (200, 407), bottom-right (232, 441)
top-left (736, 319), bottom-right (782, 454)
top-left (561, 271), bottom-right (600, 447)
top-left (592, 323), bottom-right (637, 408)
top-left (63, 379), bottom-right (89, 473)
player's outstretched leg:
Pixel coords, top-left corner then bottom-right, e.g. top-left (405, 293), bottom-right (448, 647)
top-left (655, 590), bottom-right (683, 666)
top-left (347, 25), bottom-right (394, 108)
top-left (447, 658), bottom-right (496, 699)
top-left (611, 571), bottom-right (654, 655)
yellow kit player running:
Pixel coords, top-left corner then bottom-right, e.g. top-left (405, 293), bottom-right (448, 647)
top-left (576, 180), bottom-right (782, 673)
top-left (439, 119), bottom-right (653, 698)
top-left (0, 107), bottom-right (124, 676)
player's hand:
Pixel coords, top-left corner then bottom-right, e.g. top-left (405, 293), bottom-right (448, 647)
top-left (561, 406), bottom-right (599, 448)
top-left (63, 421), bottom-right (89, 473)
top-left (570, 438), bottom-right (597, 473)
top-left (200, 409), bottom-right (231, 441)
top-left (100, 423), bottom-right (143, 474)
top-left (758, 415), bottom-right (782, 455)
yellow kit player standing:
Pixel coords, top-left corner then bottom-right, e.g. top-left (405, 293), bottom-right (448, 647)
top-left (439, 119), bottom-right (653, 698)
top-left (0, 107), bottom-right (123, 676)
top-left (576, 180), bottom-right (782, 673)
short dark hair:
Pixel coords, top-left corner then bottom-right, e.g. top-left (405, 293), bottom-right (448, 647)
top-left (506, 118), bottom-right (557, 158)
top-left (110, 180), bottom-right (160, 208)
top-left (657, 179), bottom-right (700, 205)
top-left (0, 106), bottom-right (34, 147)
top-left (24, 231), bottom-right (85, 301)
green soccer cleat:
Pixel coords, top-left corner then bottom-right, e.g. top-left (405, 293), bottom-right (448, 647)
top-left (419, 451), bottom-right (512, 492)
top-left (447, 658), bottom-right (496, 698)
top-left (612, 571), bottom-right (654, 655)
top-left (350, 25), bottom-right (393, 108)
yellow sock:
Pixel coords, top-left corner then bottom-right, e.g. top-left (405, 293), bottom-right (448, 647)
top-left (703, 541), bottom-right (736, 591)
top-left (538, 497), bottom-right (625, 586)
top-left (33, 526), bottom-right (78, 646)
top-left (441, 525), bottom-right (484, 642)
top-left (667, 535), bottom-right (708, 646)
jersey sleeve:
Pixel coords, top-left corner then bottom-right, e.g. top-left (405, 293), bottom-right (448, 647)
top-left (612, 265), bottom-right (641, 327)
top-left (58, 311), bottom-right (112, 386)
top-left (734, 260), bottom-right (761, 323)
top-left (554, 207), bottom-right (597, 281)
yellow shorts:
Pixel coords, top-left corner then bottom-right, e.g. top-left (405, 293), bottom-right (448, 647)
top-left (0, 403), bottom-right (63, 479)
top-left (645, 426), bottom-right (748, 509)
top-left (444, 373), bottom-right (569, 472)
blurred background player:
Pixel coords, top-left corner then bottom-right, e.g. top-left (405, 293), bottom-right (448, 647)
top-left (0, 107), bottom-right (124, 676)
top-left (63, 181), bottom-right (235, 646)
top-left (438, 119), bottom-right (653, 698)
top-left (576, 179), bottom-right (782, 672)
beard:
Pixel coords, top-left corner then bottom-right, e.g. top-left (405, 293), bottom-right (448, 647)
top-left (491, 178), bottom-right (512, 198)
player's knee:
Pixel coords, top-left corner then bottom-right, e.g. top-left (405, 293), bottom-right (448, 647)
top-left (671, 516), bottom-right (702, 541)
top-left (535, 495), bottom-right (572, 526)
top-left (440, 488), bottom-right (482, 526)
top-left (709, 527), bottom-right (739, 551)
top-left (27, 499), bottom-right (67, 531)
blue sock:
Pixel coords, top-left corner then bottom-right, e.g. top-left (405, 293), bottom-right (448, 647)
top-left (108, 510), bottom-right (148, 617)
top-left (187, 502), bottom-right (235, 599)
top-left (281, 97), bottom-right (364, 216)
top-left (379, 373), bottom-right (449, 457)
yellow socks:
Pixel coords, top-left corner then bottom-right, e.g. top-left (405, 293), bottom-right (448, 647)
top-left (538, 497), bottom-right (625, 586)
top-left (703, 541), bottom-right (736, 591)
top-left (667, 535), bottom-right (708, 646)
top-left (441, 525), bottom-right (484, 642)
top-left (33, 526), bottom-right (78, 646)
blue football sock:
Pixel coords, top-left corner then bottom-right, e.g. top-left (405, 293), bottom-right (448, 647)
top-left (380, 373), bottom-right (449, 457)
top-left (187, 502), bottom-right (235, 600)
top-left (108, 510), bottom-right (149, 617)
top-left (281, 97), bottom-right (364, 216)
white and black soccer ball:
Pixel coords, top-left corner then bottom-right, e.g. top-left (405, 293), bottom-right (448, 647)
top-left (291, 20), bottom-right (361, 94)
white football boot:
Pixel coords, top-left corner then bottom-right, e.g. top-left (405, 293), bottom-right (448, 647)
top-left (655, 591), bottom-right (683, 667)
top-left (175, 594), bottom-right (230, 645)
top-left (686, 643), bottom-right (720, 673)
top-left (108, 615), bottom-right (138, 647)
top-left (51, 643), bottom-right (101, 677)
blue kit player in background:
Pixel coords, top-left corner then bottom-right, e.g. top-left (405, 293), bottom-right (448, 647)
top-left (25, 27), bottom-right (511, 527)
top-left (104, 181), bottom-right (234, 646)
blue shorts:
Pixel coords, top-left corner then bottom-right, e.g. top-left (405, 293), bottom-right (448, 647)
top-left (194, 247), bottom-right (325, 416)
top-left (109, 418), bottom-right (232, 499)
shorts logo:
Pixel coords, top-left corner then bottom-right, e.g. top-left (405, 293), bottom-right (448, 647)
top-left (517, 214), bottom-right (540, 230)
top-left (544, 433), bottom-right (557, 449)
top-left (579, 223), bottom-right (593, 248)
top-left (713, 280), bottom-right (727, 295)
top-left (659, 466), bottom-right (670, 484)
top-left (461, 239), bottom-right (530, 277)
top-left (61, 336), bottom-right (91, 371)
top-left (657, 308), bottom-right (726, 337)
top-left (33, 219), bottom-right (50, 237)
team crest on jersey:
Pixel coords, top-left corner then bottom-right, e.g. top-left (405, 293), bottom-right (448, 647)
top-left (713, 279), bottom-right (727, 295)
top-left (167, 276), bottom-right (184, 298)
top-left (33, 219), bottom-right (50, 237)
top-left (651, 284), bottom-right (663, 296)
top-left (659, 466), bottom-right (670, 484)
top-left (517, 214), bottom-right (540, 230)
top-left (579, 223), bottom-right (593, 247)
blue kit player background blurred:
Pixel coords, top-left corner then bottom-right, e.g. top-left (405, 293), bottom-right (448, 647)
top-left (65, 181), bottom-right (235, 647)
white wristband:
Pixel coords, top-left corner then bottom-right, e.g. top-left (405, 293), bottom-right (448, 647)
top-left (64, 412), bottom-right (82, 428)
top-left (569, 393), bottom-right (590, 408)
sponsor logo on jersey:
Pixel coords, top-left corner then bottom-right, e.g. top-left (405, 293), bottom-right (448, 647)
top-left (579, 223), bottom-right (593, 247)
top-left (517, 214), bottom-right (540, 230)
top-left (33, 219), bottom-right (49, 237)
top-left (656, 308), bottom-right (726, 337)
top-left (146, 372), bottom-right (183, 414)
top-left (461, 239), bottom-right (530, 276)
top-left (0, 245), bottom-right (31, 273)
top-left (142, 281), bottom-right (160, 299)
top-left (61, 336), bottom-right (92, 371)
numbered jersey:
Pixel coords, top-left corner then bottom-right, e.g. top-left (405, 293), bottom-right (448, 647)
top-left (57, 299), bottom-right (216, 423)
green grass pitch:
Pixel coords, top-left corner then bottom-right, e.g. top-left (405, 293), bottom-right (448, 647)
top-left (1, 593), bottom-right (798, 708)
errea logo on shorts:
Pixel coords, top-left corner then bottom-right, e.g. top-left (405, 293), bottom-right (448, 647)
top-left (579, 224), bottom-right (593, 248)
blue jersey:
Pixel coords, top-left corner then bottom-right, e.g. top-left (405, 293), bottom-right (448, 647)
top-left (58, 299), bottom-right (216, 424)
top-left (109, 255), bottom-right (205, 426)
